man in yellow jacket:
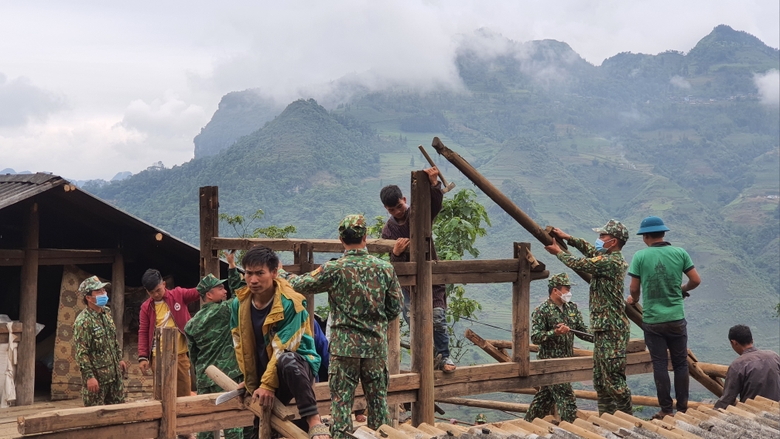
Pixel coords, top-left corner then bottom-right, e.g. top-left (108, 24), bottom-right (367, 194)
top-left (228, 246), bottom-right (329, 439)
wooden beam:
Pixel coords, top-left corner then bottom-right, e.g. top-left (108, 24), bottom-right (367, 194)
top-left (438, 397), bottom-right (529, 413)
top-left (111, 251), bottom-right (125, 351)
top-left (387, 317), bottom-right (401, 426)
top-left (20, 421), bottom-right (160, 439)
top-left (431, 137), bottom-right (592, 284)
top-left (298, 243), bottom-right (316, 331)
top-left (211, 237), bottom-right (397, 254)
top-left (16, 200), bottom-right (38, 406)
top-left (199, 186), bottom-right (220, 277)
top-left (464, 329), bottom-right (511, 363)
top-left (159, 327), bottom-right (178, 439)
top-left (0, 248), bottom-right (119, 266)
top-left (0, 322), bottom-right (22, 344)
top-left (486, 339), bottom-right (645, 356)
top-left (410, 170), bottom-right (434, 427)
top-left (513, 242), bottom-right (531, 376)
top-left (17, 401), bottom-right (161, 435)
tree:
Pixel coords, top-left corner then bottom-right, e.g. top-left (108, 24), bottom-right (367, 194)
top-left (432, 189), bottom-right (491, 363)
top-left (219, 209), bottom-right (297, 265)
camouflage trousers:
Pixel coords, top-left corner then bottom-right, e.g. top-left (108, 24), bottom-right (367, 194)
top-left (195, 384), bottom-right (249, 439)
top-left (329, 356), bottom-right (389, 439)
top-left (524, 383), bottom-right (577, 423)
top-left (593, 329), bottom-right (632, 415)
top-left (81, 376), bottom-right (125, 407)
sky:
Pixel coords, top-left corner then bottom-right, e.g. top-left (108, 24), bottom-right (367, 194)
top-left (1, 0), bottom-right (778, 181)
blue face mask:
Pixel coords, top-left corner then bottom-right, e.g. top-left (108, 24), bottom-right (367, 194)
top-left (594, 238), bottom-right (605, 251)
top-left (95, 294), bottom-right (109, 307)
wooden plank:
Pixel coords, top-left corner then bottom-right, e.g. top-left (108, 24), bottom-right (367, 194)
top-left (16, 200), bottom-right (38, 406)
top-left (0, 248), bottom-right (118, 266)
top-left (464, 329), bottom-right (511, 363)
top-left (513, 242), bottom-right (531, 376)
top-left (17, 401), bottom-right (161, 435)
top-left (159, 327), bottom-right (178, 439)
top-left (199, 186), bottom-right (220, 277)
top-left (387, 317), bottom-right (401, 426)
top-left (177, 410), bottom-right (254, 435)
top-left (18, 420), bottom-right (160, 439)
top-left (409, 170), bottom-right (434, 427)
top-left (111, 251), bottom-right (125, 352)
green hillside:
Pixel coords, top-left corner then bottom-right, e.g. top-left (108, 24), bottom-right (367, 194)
top-left (87, 24), bottom-right (780, 395)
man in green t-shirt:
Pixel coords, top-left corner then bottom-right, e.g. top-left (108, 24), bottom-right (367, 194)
top-left (627, 216), bottom-right (700, 419)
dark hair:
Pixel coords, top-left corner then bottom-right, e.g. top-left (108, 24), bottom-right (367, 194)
top-left (644, 231), bottom-right (666, 239)
top-left (242, 246), bottom-right (279, 271)
top-left (142, 269), bottom-right (163, 291)
top-left (82, 290), bottom-right (94, 305)
top-left (615, 238), bottom-right (627, 249)
top-left (341, 228), bottom-right (365, 245)
top-left (548, 286), bottom-right (555, 296)
top-left (380, 185), bottom-right (404, 207)
top-left (728, 324), bottom-right (753, 346)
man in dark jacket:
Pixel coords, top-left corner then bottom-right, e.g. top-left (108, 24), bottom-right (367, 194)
top-left (715, 325), bottom-right (780, 409)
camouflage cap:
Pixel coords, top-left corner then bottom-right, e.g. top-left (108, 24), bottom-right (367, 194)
top-left (548, 272), bottom-right (573, 289)
top-left (592, 219), bottom-right (629, 242)
top-left (338, 214), bottom-right (367, 239)
top-left (196, 273), bottom-right (227, 296)
top-left (78, 276), bottom-right (110, 295)
top-left (475, 413), bottom-right (487, 424)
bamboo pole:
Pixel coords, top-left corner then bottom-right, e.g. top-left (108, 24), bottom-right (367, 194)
top-left (438, 397), bottom-right (529, 413)
top-left (513, 242), bottom-right (531, 376)
top-left (16, 200), bottom-right (39, 406)
top-left (410, 170), bottom-right (434, 427)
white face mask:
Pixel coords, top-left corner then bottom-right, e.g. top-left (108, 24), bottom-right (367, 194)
top-left (560, 292), bottom-right (573, 303)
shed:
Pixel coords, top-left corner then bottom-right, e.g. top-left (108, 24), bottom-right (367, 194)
top-left (0, 173), bottom-right (224, 405)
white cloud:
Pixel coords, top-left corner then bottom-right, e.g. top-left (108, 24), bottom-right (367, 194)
top-left (120, 92), bottom-right (208, 138)
top-left (0, 73), bottom-right (67, 127)
top-left (754, 69), bottom-right (780, 107)
top-left (670, 76), bottom-right (692, 89)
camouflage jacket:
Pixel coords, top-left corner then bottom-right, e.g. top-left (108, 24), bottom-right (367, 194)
top-left (531, 299), bottom-right (592, 359)
top-left (184, 298), bottom-right (242, 392)
top-left (557, 237), bottom-right (629, 332)
top-left (73, 306), bottom-right (123, 383)
top-left (286, 248), bottom-right (403, 358)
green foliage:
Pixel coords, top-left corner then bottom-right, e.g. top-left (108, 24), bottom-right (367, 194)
top-left (219, 209), bottom-right (297, 264)
top-left (432, 189), bottom-right (492, 362)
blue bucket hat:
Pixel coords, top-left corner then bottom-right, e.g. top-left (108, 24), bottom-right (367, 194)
top-left (636, 216), bottom-right (670, 235)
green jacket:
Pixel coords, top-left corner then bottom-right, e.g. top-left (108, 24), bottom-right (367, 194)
top-left (73, 306), bottom-right (123, 384)
top-left (557, 237), bottom-right (629, 332)
top-left (184, 299), bottom-right (242, 392)
top-left (531, 299), bottom-right (591, 359)
top-left (229, 269), bottom-right (320, 394)
top-left (285, 248), bottom-right (403, 358)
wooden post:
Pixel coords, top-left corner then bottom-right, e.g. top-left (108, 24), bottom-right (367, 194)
top-left (299, 243), bottom-right (316, 330)
top-left (159, 327), bottom-right (178, 439)
top-left (387, 317), bottom-right (401, 426)
top-left (409, 170), bottom-right (434, 426)
top-left (16, 200), bottom-right (39, 406)
top-left (153, 329), bottom-right (163, 400)
top-left (199, 186), bottom-right (220, 277)
top-left (111, 251), bottom-right (125, 352)
top-left (513, 243), bottom-right (531, 377)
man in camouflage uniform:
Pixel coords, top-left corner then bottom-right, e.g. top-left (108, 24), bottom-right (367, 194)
top-left (525, 273), bottom-right (592, 422)
top-left (545, 220), bottom-right (633, 415)
top-left (286, 214), bottom-right (403, 439)
top-left (73, 276), bottom-right (127, 406)
top-left (184, 273), bottom-right (246, 439)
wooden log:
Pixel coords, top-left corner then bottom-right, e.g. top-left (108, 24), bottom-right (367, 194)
top-left (513, 242), bottom-right (531, 376)
top-left (16, 200), bottom-right (39, 406)
top-left (464, 329), bottom-right (511, 363)
top-left (431, 136), bottom-right (592, 284)
top-left (387, 317), bottom-right (401, 426)
top-left (111, 251), bottom-right (125, 351)
top-left (159, 327), bottom-right (178, 439)
top-left (211, 237), bottom-right (397, 254)
top-left (564, 389), bottom-right (712, 409)
top-left (437, 397), bottom-right (529, 413)
top-left (17, 401), bottom-right (161, 435)
top-left (199, 186), bottom-right (220, 277)
top-left (205, 365), bottom-right (296, 421)
top-left (697, 361), bottom-right (728, 379)
top-left (409, 170), bottom-right (434, 427)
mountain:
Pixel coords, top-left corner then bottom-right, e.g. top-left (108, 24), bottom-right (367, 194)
top-left (87, 25), bottom-right (779, 376)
